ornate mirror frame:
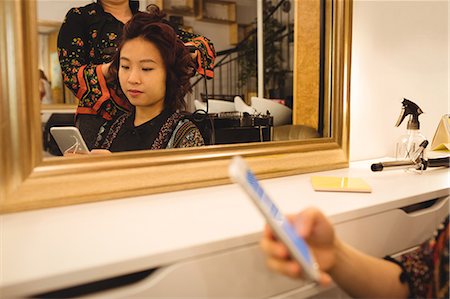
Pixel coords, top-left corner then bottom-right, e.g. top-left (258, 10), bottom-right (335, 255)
top-left (0, 0), bottom-right (352, 213)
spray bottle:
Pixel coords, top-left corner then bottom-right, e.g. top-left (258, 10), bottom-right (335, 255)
top-left (395, 98), bottom-right (426, 160)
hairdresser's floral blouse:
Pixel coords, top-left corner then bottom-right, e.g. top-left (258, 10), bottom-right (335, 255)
top-left (57, 1), bottom-right (215, 120)
top-left (386, 215), bottom-right (449, 298)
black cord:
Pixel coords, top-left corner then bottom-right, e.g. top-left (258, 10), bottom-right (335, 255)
top-left (192, 50), bottom-right (209, 117)
top-left (189, 46), bottom-right (215, 144)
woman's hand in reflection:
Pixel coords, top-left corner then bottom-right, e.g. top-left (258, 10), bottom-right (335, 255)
top-left (259, 207), bottom-right (337, 286)
top-left (63, 151), bottom-right (89, 157)
top-left (63, 149), bottom-right (112, 156)
top-left (90, 149), bottom-right (112, 155)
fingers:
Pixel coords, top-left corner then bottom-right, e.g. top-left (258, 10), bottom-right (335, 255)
top-left (184, 42), bottom-right (199, 60)
top-left (261, 225), bottom-right (299, 278)
top-left (294, 207), bottom-right (326, 238)
top-left (265, 254), bottom-right (332, 284)
top-left (266, 257), bottom-right (302, 279)
top-left (260, 208), bottom-right (338, 285)
top-left (190, 50), bottom-right (199, 60)
top-left (90, 149), bottom-right (112, 155)
top-left (295, 208), bottom-right (318, 238)
top-left (102, 62), bottom-right (112, 78)
top-left (63, 152), bottom-right (78, 157)
top-left (260, 234), bottom-right (290, 260)
top-left (262, 224), bottom-right (275, 240)
top-left (63, 149), bottom-right (111, 156)
top-left (319, 272), bottom-right (333, 287)
top-left (63, 151), bottom-right (88, 157)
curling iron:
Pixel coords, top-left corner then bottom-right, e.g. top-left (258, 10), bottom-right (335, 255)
top-left (371, 140), bottom-right (450, 172)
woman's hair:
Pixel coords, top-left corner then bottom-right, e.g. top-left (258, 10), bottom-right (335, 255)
top-left (108, 4), bottom-right (195, 111)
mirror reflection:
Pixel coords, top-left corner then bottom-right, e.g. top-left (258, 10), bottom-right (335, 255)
top-left (38, 20), bottom-right (77, 105)
top-left (38, 0), bottom-right (326, 157)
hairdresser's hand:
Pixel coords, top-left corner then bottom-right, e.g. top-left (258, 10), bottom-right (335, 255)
top-left (184, 42), bottom-right (199, 60)
top-left (260, 207), bottom-right (337, 285)
top-left (39, 79), bottom-right (45, 101)
top-left (190, 49), bottom-right (199, 60)
top-left (101, 62), bottom-right (112, 79)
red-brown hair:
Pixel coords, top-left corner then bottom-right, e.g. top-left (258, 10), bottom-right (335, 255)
top-left (108, 5), bottom-right (194, 111)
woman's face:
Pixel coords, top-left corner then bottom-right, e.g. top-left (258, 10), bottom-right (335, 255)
top-left (119, 37), bottom-right (167, 112)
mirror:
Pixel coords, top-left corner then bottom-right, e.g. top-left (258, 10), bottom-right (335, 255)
top-left (38, 0), bottom-right (326, 155)
top-left (0, 0), bottom-right (352, 213)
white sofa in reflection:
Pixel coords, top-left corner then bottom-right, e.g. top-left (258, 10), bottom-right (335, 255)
top-left (234, 96), bottom-right (292, 127)
top-left (194, 99), bottom-right (235, 113)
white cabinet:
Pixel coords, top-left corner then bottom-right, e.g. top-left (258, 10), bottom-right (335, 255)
top-left (1, 161), bottom-right (448, 298)
top-left (27, 197), bottom-right (449, 298)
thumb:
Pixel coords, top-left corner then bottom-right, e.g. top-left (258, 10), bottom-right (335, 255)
top-left (294, 207), bottom-right (322, 239)
top-left (319, 272), bottom-right (333, 286)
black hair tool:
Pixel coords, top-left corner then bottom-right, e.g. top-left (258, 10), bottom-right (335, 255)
top-left (372, 140), bottom-right (429, 172)
top-left (371, 140), bottom-right (450, 172)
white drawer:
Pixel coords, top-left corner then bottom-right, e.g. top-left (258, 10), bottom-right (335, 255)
top-left (335, 196), bottom-right (449, 257)
top-left (84, 244), bottom-right (314, 298)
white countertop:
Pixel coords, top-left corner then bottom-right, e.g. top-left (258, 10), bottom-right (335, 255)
top-left (1, 159), bottom-right (449, 295)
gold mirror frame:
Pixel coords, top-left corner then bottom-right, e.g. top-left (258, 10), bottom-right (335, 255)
top-left (0, 0), bottom-right (352, 214)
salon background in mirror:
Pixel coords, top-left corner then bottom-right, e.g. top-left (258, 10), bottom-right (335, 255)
top-left (38, 0), bottom-right (327, 157)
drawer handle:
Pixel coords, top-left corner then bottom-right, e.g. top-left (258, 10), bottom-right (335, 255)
top-left (400, 196), bottom-right (448, 215)
top-left (32, 268), bottom-right (159, 298)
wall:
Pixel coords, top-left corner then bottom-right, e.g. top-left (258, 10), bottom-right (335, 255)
top-left (350, 0), bottom-right (449, 161)
top-left (37, 0), bottom-right (449, 161)
top-left (37, 0), bottom-right (147, 21)
top-left (38, 1), bottom-right (95, 21)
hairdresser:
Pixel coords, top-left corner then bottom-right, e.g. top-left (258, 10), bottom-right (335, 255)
top-left (57, 0), bottom-right (215, 128)
top-left (60, 5), bottom-right (205, 154)
top-left (260, 207), bottom-right (449, 298)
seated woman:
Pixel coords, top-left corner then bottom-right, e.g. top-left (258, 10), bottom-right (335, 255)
top-left (75, 6), bottom-right (204, 152)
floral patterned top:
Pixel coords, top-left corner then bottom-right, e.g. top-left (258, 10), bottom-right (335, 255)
top-left (386, 215), bottom-right (449, 298)
top-left (77, 109), bottom-right (204, 152)
top-left (57, 1), bottom-right (215, 119)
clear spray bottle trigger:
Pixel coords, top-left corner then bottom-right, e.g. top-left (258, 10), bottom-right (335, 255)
top-left (395, 98), bottom-right (426, 160)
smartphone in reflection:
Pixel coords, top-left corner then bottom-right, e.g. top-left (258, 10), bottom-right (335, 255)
top-left (50, 126), bottom-right (90, 154)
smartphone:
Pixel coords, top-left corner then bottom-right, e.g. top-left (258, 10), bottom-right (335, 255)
top-left (228, 156), bottom-right (321, 283)
top-left (50, 126), bottom-right (90, 154)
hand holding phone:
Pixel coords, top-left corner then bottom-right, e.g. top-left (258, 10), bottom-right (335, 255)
top-left (50, 126), bottom-right (90, 155)
top-left (229, 156), bottom-right (321, 283)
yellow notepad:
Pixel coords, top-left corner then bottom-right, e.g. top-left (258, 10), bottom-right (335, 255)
top-left (311, 176), bottom-right (372, 193)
